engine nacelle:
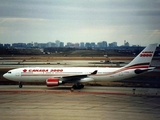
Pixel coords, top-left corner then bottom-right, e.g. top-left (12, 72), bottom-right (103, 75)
top-left (46, 78), bottom-right (62, 87)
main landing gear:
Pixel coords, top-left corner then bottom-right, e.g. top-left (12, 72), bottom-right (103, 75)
top-left (71, 83), bottom-right (84, 91)
top-left (19, 82), bottom-right (23, 88)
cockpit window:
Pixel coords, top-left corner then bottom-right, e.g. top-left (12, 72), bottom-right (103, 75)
top-left (7, 72), bottom-right (11, 74)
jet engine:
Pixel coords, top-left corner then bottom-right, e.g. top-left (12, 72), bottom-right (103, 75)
top-left (46, 78), bottom-right (62, 87)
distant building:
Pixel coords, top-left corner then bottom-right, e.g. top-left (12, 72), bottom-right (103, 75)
top-left (26, 43), bottom-right (33, 48)
top-left (33, 43), bottom-right (47, 48)
top-left (102, 41), bottom-right (107, 48)
top-left (97, 41), bottom-right (107, 49)
top-left (124, 40), bottom-right (129, 47)
top-left (91, 42), bottom-right (96, 49)
top-left (46, 42), bottom-right (56, 47)
top-left (66, 42), bottom-right (72, 48)
top-left (74, 43), bottom-right (79, 48)
top-left (80, 42), bottom-right (85, 48)
top-left (124, 42), bottom-right (129, 47)
top-left (109, 42), bottom-right (117, 47)
top-left (85, 42), bottom-right (91, 48)
top-left (4, 44), bottom-right (11, 48)
top-left (66, 42), bottom-right (79, 48)
top-left (97, 42), bottom-right (102, 48)
top-left (60, 42), bottom-right (64, 47)
top-left (47, 42), bottom-right (52, 47)
top-left (34, 42), bottom-right (38, 47)
top-left (56, 40), bottom-right (60, 47)
top-left (38, 43), bottom-right (47, 48)
top-left (0, 43), bottom-right (3, 47)
top-left (12, 43), bottom-right (27, 48)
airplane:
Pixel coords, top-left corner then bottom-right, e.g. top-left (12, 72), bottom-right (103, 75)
top-left (3, 43), bottom-right (158, 90)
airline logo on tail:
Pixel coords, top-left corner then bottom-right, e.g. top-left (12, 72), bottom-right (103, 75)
top-left (140, 51), bottom-right (153, 57)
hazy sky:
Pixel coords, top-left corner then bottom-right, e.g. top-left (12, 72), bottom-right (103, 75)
top-left (0, 0), bottom-right (160, 46)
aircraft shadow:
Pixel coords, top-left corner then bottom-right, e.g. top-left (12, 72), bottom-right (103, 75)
top-left (46, 86), bottom-right (73, 90)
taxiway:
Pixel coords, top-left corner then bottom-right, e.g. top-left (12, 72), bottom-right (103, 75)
top-left (0, 85), bottom-right (160, 96)
top-left (0, 86), bottom-right (160, 120)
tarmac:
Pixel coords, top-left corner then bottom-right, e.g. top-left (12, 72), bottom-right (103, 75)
top-left (0, 85), bottom-right (160, 120)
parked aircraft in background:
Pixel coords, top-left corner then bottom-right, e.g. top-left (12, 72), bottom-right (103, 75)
top-left (3, 44), bottom-right (158, 90)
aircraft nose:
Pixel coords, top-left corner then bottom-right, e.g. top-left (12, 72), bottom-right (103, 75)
top-left (3, 73), bottom-right (8, 79)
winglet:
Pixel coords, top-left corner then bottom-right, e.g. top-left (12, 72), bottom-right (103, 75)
top-left (90, 70), bottom-right (98, 75)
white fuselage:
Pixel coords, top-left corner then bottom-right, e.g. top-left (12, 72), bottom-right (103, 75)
top-left (3, 67), bottom-right (140, 83)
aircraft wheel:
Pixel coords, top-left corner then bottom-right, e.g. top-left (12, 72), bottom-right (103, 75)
top-left (19, 82), bottom-right (23, 88)
top-left (80, 84), bottom-right (84, 88)
top-left (77, 84), bottom-right (84, 89)
top-left (72, 84), bottom-right (84, 89)
top-left (70, 87), bottom-right (74, 92)
top-left (72, 84), bottom-right (77, 89)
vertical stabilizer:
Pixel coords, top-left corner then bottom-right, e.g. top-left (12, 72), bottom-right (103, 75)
top-left (124, 44), bottom-right (158, 68)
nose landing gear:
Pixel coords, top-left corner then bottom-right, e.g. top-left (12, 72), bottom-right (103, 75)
top-left (19, 82), bottom-right (23, 88)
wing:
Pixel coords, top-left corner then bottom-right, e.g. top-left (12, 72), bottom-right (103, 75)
top-left (60, 70), bottom-right (97, 83)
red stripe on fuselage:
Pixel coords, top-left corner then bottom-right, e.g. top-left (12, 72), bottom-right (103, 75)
top-left (91, 65), bottom-right (149, 76)
top-left (21, 65), bottom-right (149, 77)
